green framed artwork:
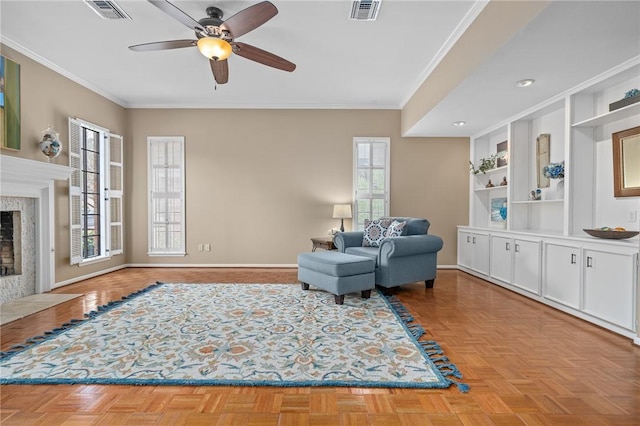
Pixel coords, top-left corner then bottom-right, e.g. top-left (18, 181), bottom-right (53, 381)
top-left (0, 55), bottom-right (21, 150)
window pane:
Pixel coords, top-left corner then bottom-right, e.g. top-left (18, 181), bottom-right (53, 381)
top-left (168, 199), bottom-right (182, 222)
top-left (153, 225), bottom-right (166, 249)
top-left (85, 130), bottom-right (99, 152)
top-left (153, 199), bottom-right (166, 222)
top-left (86, 171), bottom-right (99, 193)
top-left (372, 169), bottom-right (385, 193)
top-left (85, 151), bottom-right (99, 173)
top-left (357, 169), bottom-right (370, 192)
top-left (167, 167), bottom-right (181, 192)
top-left (372, 143), bottom-right (386, 166)
top-left (168, 224), bottom-right (181, 249)
top-left (372, 199), bottom-right (385, 219)
top-left (357, 143), bottom-right (370, 166)
top-left (85, 193), bottom-right (100, 215)
top-left (84, 235), bottom-right (100, 258)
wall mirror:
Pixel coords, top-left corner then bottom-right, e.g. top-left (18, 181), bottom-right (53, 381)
top-left (612, 126), bottom-right (640, 197)
top-left (536, 133), bottom-right (550, 188)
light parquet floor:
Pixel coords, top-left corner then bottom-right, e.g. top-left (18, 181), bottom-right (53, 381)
top-left (1, 268), bottom-right (639, 425)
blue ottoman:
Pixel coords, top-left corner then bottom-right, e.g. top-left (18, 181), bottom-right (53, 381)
top-left (297, 251), bottom-right (375, 305)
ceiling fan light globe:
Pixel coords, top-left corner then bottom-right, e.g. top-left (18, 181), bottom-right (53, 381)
top-left (197, 37), bottom-right (232, 60)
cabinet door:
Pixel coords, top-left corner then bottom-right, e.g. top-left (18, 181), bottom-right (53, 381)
top-left (583, 249), bottom-right (636, 330)
top-left (490, 235), bottom-right (512, 282)
top-left (458, 231), bottom-right (473, 269)
top-left (473, 233), bottom-right (490, 275)
top-left (543, 243), bottom-right (581, 309)
top-left (513, 239), bottom-right (541, 295)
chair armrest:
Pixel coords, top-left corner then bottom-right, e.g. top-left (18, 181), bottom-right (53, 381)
top-left (333, 232), bottom-right (364, 252)
top-left (379, 234), bottom-right (443, 258)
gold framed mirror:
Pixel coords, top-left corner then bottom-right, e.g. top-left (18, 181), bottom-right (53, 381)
top-left (612, 126), bottom-right (640, 197)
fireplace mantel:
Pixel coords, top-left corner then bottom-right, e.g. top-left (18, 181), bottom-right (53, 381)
top-left (0, 155), bottom-right (72, 293)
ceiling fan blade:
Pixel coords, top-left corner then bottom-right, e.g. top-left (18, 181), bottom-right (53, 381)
top-left (148, 0), bottom-right (204, 33)
top-left (233, 42), bottom-right (296, 72)
top-left (220, 1), bottom-right (278, 38)
top-left (210, 59), bottom-right (229, 84)
top-left (129, 39), bottom-right (197, 52)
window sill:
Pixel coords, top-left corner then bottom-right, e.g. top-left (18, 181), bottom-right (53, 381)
top-left (147, 252), bottom-right (187, 257)
top-left (78, 255), bottom-right (112, 267)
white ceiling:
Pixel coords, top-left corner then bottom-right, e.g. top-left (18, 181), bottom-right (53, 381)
top-left (1, 0), bottom-right (639, 137)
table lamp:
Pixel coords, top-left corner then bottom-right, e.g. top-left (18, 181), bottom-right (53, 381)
top-left (332, 204), bottom-right (352, 232)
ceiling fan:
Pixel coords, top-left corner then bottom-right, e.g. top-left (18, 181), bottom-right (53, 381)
top-left (129, 0), bottom-right (296, 85)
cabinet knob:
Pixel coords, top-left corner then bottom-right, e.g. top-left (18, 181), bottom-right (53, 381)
top-left (514, 244), bottom-right (520, 253)
top-left (467, 236), bottom-right (471, 243)
top-left (570, 253), bottom-right (577, 264)
top-left (506, 242), bottom-right (510, 251)
top-left (586, 256), bottom-right (593, 268)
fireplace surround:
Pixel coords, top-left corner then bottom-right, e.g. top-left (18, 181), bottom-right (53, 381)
top-left (0, 155), bottom-right (72, 302)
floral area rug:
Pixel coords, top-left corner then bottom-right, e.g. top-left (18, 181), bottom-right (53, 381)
top-left (0, 283), bottom-right (467, 391)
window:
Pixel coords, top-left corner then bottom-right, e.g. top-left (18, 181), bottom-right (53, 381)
top-left (69, 118), bottom-right (123, 264)
top-left (148, 137), bottom-right (185, 256)
top-left (353, 137), bottom-right (390, 230)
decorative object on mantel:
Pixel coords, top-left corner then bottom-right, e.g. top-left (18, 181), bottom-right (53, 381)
top-left (609, 88), bottom-right (640, 112)
top-left (583, 228), bottom-right (639, 240)
top-left (529, 189), bottom-right (541, 201)
top-left (38, 125), bottom-right (62, 161)
top-left (469, 154), bottom-right (496, 174)
top-left (486, 179), bottom-right (494, 188)
top-left (500, 177), bottom-right (508, 186)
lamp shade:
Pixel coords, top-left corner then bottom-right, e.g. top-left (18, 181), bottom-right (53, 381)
top-left (332, 204), bottom-right (352, 219)
top-left (197, 37), bottom-right (232, 60)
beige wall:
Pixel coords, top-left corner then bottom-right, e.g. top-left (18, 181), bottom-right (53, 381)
top-left (0, 45), bottom-right (128, 283)
top-left (2, 42), bottom-right (470, 285)
top-left (128, 109), bottom-right (469, 266)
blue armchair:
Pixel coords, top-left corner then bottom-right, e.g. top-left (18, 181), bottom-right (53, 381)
top-left (333, 217), bottom-right (443, 290)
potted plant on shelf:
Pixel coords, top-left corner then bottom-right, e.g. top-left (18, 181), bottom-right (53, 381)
top-left (469, 154), bottom-right (497, 175)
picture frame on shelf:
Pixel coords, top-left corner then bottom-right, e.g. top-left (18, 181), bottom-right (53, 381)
top-left (536, 133), bottom-right (550, 188)
top-left (496, 140), bottom-right (508, 167)
top-left (490, 197), bottom-right (507, 228)
top-left (612, 126), bottom-right (640, 197)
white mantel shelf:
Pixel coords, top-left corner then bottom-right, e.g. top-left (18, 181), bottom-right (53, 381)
top-left (0, 155), bottom-right (72, 294)
top-left (1, 155), bottom-right (72, 185)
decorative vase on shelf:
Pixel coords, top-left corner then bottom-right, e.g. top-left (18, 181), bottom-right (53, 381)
top-left (556, 179), bottom-right (564, 200)
top-left (39, 125), bottom-right (62, 162)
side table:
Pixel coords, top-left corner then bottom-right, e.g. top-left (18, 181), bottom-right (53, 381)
top-left (311, 237), bottom-right (336, 252)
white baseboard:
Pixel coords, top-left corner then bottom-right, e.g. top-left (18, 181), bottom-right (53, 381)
top-left (125, 263), bottom-right (298, 268)
top-left (634, 336), bottom-right (640, 347)
top-left (53, 264), bottom-right (128, 289)
top-left (53, 263), bottom-right (455, 289)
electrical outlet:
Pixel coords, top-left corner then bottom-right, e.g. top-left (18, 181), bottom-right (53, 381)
top-left (629, 210), bottom-right (638, 222)
top-left (198, 244), bottom-right (204, 251)
top-left (204, 244), bottom-right (211, 252)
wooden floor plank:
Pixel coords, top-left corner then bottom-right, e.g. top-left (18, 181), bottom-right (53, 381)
top-left (1, 268), bottom-right (639, 424)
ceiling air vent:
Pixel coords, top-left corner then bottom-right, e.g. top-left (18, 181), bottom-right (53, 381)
top-left (349, 0), bottom-right (381, 21)
top-left (84, 0), bottom-right (131, 20)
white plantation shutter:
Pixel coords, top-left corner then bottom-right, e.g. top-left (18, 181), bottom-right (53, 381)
top-left (353, 137), bottom-right (390, 230)
top-left (69, 118), bottom-right (83, 265)
top-left (148, 137), bottom-right (186, 255)
top-left (108, 133), bottom-right (124, 255)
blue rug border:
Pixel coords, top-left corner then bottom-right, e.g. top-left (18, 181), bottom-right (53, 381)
top-left (0, 282), bottom-right (468, 392)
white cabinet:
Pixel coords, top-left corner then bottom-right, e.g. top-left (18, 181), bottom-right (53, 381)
top-left (543, 242), bottom-right (581, 309)
top-left (583, 247), bottom-right (637, 331)
top-left (490, 234), bottom-right (541, 295)
top-left (458, 230), bottom-right (489, 275)
top-left (490, 235), bottom-right (512, 282)
top-left (512, 239), bottom-right (541, 295)
top-left (460, 58), bottom-right (640, 339)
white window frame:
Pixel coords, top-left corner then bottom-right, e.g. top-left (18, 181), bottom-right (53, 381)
top-left (68, 117), bottom-right (123, 265)
top-left (353, 137), bottom-right (391, 230)
top-left (147, 136), bottom-right (186, 256)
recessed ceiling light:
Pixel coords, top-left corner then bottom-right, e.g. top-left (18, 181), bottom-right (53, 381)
top-left (452, 121), bottom-right (466, 127)
top-left (516, 79), bottom-right (535, 87)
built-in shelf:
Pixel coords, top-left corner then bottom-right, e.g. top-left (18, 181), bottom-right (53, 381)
top-left (572, 102), bottom-right (640, 127)
top-left (474, 166), bottom-right (508, 176)
top-left (511, 200), bottom-right (564, 204)
top-left (475, 186), bottom-right (508, 192)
